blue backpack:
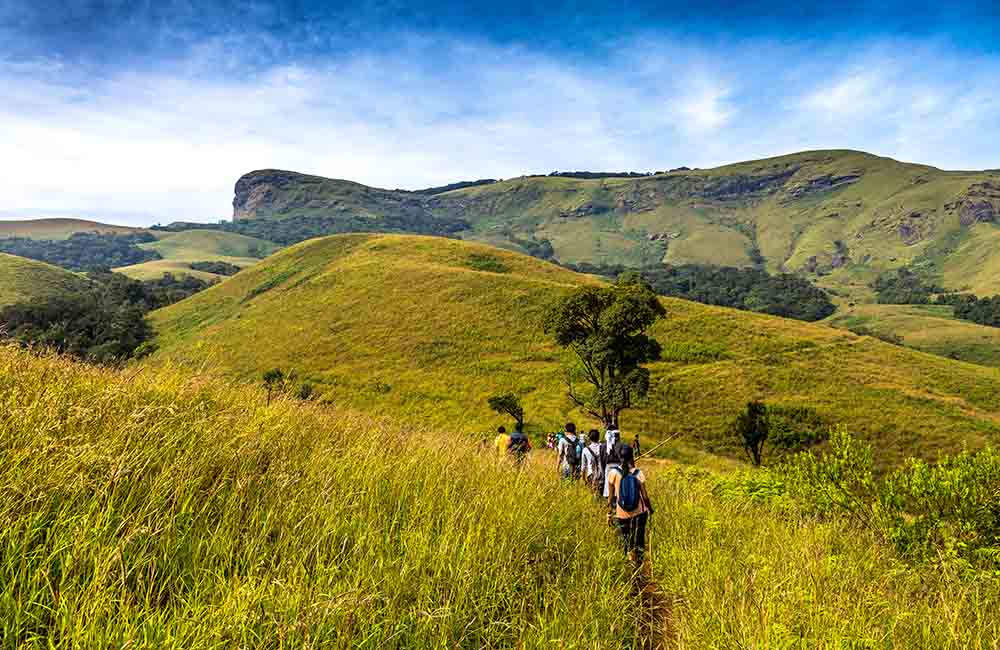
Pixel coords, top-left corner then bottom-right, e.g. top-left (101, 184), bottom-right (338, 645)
top-left (617, 469), bottom-right (642, 512)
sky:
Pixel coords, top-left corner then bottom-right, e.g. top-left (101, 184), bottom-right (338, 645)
top-left (2, 1), bottom-right (1000, 225)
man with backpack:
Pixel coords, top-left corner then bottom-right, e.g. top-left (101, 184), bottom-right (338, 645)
top-left (507, 422), bottom-right (531, 464)
top-left (606, 445), bottom-right (653, 568)
top-left (556, 422), bottom-right (582, 480)
top-left (581, 429), bottom-right (604, 496)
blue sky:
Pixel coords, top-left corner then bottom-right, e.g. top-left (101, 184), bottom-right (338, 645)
top-left (2, 1), bottom-right (1000, 224)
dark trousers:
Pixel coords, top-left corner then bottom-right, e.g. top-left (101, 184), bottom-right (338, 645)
top-left (615, 512), bottom-right (648, 563)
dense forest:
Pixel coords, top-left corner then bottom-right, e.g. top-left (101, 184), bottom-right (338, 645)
top-left (0, 272), bottom-right (212, 363)
top-left (872, 269), bottom-right (945, 304)
top-left (189, 260), bottom-right (242, 276)
top-left (565, 262), bottom-right (836, 322)
top-left (0, 232), bottom-right (161, 271)
top-left (937, 293), bottom-right (1000, 327)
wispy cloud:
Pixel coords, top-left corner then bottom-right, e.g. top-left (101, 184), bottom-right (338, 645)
top-left (1, 37), bottom-right (999, 223)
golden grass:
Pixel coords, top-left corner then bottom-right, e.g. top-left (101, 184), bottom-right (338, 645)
top-left (0, 253), bottom-right (90, 307)
top-left (149, 234), bottom-right (1000, 469)
top-left (0, 218), bottom-right (140, 240)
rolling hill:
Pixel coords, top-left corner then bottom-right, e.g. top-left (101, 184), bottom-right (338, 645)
top-left (150, 234), bottom-right (1000, 468)
top-left (0, 253), bottom-right (90, 307)
top-left (0, 218), bottom-right (141, 240)
top-left (115, 230), bottom-right (278, 280)
top-left (230, 150), bottom-right (1000, 298)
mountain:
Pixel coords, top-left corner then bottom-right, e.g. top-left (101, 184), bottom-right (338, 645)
top-left (0, 253), bottom-right (90, 307)
top-left (149, 234), bottom-right (1000, 468)
top-left (230, 150), bottom-right (1000, 298)
top-left (0, 218), bottom-right (142, 240)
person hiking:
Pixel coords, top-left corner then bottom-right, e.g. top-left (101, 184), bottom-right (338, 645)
top-left (507, 422), bottom-right (531, 463)
top-left (556, 423), bottom-right (582, 480)
top-left (494, 426), bottom-right (510, 456)
top-left (582, 429), bottom-right (604, 496)
top-left (600, 429), bottom-right (624, 497)
top-left (606, 445), bottom-right (653, 568)
top-left (633, 434), bottom-right (641, 457)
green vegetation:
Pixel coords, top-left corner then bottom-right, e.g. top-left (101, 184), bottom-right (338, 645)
top-left (569, 262), bottom-right (836, 322)
top-left (0, 232), bottom-right (160, 271)
top-left (0, 271), bottom-right (211, 364)
top-left (487, 392), bottom-right (524, 428)
top-left (116, 230), bottom-right (279, 281)
top-left (543, 273), bottom-right (666, 428)
top-left (149, 234), bottom-right (1000, 469)
top-left (189, 260), bottom-right (242, 276)
top-left (0, 253), bottom-right (90, 307)
top-left (731, 401), bottom-right (770, 466)
top-left (0, 345), bottom-right (638, 648)
top-left (944, 293), bottom-right (1000, 328)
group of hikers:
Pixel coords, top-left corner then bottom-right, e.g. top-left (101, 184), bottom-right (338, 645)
top-left (493, 422), bottom-right (653, 568)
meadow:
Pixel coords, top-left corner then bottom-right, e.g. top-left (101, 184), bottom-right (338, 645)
top-left (0, 253), bottom-right (89, 308)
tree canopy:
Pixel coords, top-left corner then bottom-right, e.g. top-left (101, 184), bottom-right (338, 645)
top-left (543, 273), bottom-right (665, 428)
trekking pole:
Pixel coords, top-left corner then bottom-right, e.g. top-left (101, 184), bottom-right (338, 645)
top-left (635, 431), bottom-right (682, 460)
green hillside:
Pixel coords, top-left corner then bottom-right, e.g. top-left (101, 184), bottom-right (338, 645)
top-left (0, 253), bottom-right (90, 307)
top-left (115, 230), bottom-right (278, 280)
top-left (150, 234), bottom-right (1000, 468)
top-left (0, 218), bottom-right (141, 240)
top-left (231, 151), bottom-right (1000, 297)
top-left (828, 303), bottom-right (1000, 367)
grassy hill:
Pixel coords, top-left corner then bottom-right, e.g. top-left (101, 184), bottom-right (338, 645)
top-left (114, 230), bottom-right (279, 280)
top-left (231, 151), bottom-right (1000, 297)
top-left (3, 342), bottom-right (996, 647)
top-left (0, 218), bottom-right (141, 240)
top-left (828, 303), bottom-right (1000, 367)
top-left (150, 234), bottom-right (1000, 468)
top-left (0, 253), bottom-right (89, 307)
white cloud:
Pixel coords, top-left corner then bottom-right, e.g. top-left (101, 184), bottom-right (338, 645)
top-left (1, 38), bottom-right (999, 224)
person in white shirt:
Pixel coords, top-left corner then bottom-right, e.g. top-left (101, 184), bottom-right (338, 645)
top-left (555, 422), bottom-right (581, 479)
top-left (581, 429), bottom-right (604, 496)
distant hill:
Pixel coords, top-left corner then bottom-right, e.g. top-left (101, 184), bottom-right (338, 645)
top-left (0, 218), bottom-right (142, 240)
top-left (230, 151), bottom-right (1000, 298)
top-left (0, 253), bottom-right (90, 307)
top-left (150, 234), bottom-right (1000, 468)
top-left (115, 230), bottom-right (279, 281)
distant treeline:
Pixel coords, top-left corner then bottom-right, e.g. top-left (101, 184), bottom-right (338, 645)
top-left (565, 262), bottom-right (836, 322)
top-left (874, 268), bottom-right (1000, 329)
top-left (0, 232), bottom-right (160, 271)
top-left (157, 212), bottom-right (467, 247)
top-left (523, 171), bottom-right (654, 180)
top-left (189, 260), bottom-right (242, 276)
top-left (0, 271), bottom-right (212, 364)
top-left (411, 179), bottom-right (498, 195)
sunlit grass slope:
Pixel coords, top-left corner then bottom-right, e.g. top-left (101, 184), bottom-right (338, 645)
top-left (0, 345), bottom-right (638, 648)
top-left (150, 234), bottom-right (1000, 468)
top-left (0, 253), bottom-right (90, 307)
top-left (115, 230), bottom-right (279, 280)
top-left (647, 467), bottom-right (1000, 648)
top-left (828, 303), bottom-right (1000, 367)
top-left (0, 218), bottom-right (141, 240)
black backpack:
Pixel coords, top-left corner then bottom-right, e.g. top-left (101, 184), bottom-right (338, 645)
top-left (601, 440), bottom-right (626, 467)
top-left (565, 435), bottom-right (582, 466)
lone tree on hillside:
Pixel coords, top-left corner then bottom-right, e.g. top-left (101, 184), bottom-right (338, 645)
top-left (487, 392), bottom-right (525, 428)
top-left (543, 273), bottom-right (666, 429)
top-left (733, 401), bottom-right (770, 466)
top-left (262, 368), bottom-right (286, 405)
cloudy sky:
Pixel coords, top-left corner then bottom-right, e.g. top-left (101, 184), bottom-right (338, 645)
top-left (2, 1), bottom-right (1000, 224)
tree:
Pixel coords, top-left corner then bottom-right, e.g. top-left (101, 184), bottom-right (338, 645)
top-left (733, 401), bottom-right (770, 466)
top-left (542, 273), bottom-right (666, 428)
top-left (262, 368), bottom-right (286, 405)
top-left (487, 392), bottom-right (524, 428)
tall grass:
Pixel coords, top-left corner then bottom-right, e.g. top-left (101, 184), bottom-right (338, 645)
top-left (0, 346), bottom-right (638, 648)
top-left (646, 467), bottom-right (1000, 648)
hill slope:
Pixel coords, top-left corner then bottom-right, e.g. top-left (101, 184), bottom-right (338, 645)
top-left (0, 253), bottom-right (90, 307)
top-left (231, 151), bottom-right (1000, 296)
top-left (0, 218), bottom-right (141, 240)
top-left (115, 230), bottom-right (278, 280)
top-left (150, 234), bottom-right (1000, 467)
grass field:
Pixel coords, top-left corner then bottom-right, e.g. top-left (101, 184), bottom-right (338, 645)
top-left (828, 303), bottom-right (1000, 367)
top-left (115, 230), bottom-right (279, 280)
top-left (4, 344), bottom-right (997, 647)
top-left (0, 218), bottom-right (141, 240)
top-left (150, 234), bottom-right (1000, 469)
top-left (0, 253), bottom-right (90, 307)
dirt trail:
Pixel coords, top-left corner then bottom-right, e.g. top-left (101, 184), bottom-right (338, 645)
top-left (636, 571), bottom-right (675, 649)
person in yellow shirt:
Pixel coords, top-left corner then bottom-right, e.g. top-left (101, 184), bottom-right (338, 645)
top-left (606, 445), bottom-right (653, 567)
top-left (494, 426), bottom-right (511, 455)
